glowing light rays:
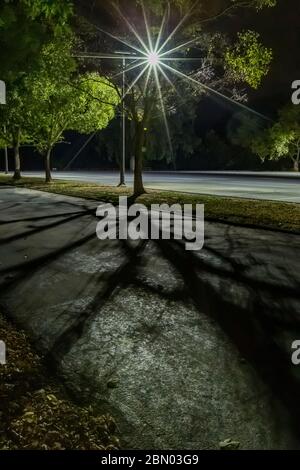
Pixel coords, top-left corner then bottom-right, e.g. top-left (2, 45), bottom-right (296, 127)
top-left (154, 5), bottom-right (170, 54)
top-left (93, 24), bottom-right (145, 56)
top-left (122, 63), bottom-right (150, 99)
top-left (156, 2), bottom-right (197, 54)
top-left (147, 52), bottom-right (160, 66)
top-left (93, 1), bottom-right (272, 140)
top-left (111, 59), bottom-right (149, 80)
top-left (160, 62), bottom-right (272, 121)
top-left (159, 37), bottom-right (201, 58)
top-left (112, 2), bottom-right (150, 55)
top-left (153, 65), bottom-right (173, 157)
top-left (143, 65), bottom-right (153, 95)
top-left (141, 0), bottom-right (154, 53)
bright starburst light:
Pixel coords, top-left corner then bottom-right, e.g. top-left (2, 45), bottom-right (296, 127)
top-left (147, 51), bottom-right (160, 67)
top-left (85, 1), bottom-right (272, 153)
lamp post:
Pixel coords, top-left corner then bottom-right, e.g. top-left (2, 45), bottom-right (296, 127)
top-left (119, 55), bottom-right (126, 186)
top-left (73, 51), bottom-right (136, 186)
top-left (4, 125), bottom-right (8, 174)
top-left (114, 51), bottom-right (134, 187)
top-left (0, 80), bottom-right (8, 174)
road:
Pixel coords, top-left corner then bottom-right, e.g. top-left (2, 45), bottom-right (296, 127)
top-left (1, 186), bottom-right (300, 448)
top-left (21, 170), bottom-right (300, 203)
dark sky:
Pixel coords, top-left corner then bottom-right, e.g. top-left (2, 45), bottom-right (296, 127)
top-left (196, 0), bottom-right (300, 131)
top-left (228, 0), bottom-right (300, 110)
top-left (76, 0), bottom-right (300, 113)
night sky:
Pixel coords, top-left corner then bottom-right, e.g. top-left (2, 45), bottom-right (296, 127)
top-left (229, 0), bottom-right (300, 111)
top-left (196, 0), bottom-right (300, 132)
top-left (75, 0), bottom-right (300, 118)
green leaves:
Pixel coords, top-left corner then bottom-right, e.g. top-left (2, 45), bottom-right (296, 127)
top-left (237, 105), bottom-right (300, 169)
top-left (266, 106), bottom-right (300, 162)
top-left (252, 0), bottom-right (277, 9)
top-left (225, 30), bottom-right (273, 89)
top-left (0, 0), bottom-right (73, 81)
top-left (22, 0), bottom-right (73, 22)
top-left (25, 38), bottom-right (120, 153)
top-left (0, 73), bottom-right (32, 149)
top-left (231, 0), bottom-right (277, 10)
top-left (72, 73), bottom-right (120, 135)
top-left (2, 0), bottom-right (73, 25)
top-left (0, 31), bottom-right (120, 159)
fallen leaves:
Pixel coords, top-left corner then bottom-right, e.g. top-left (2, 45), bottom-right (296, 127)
top-left (0, 314), bottom-right (120, 450)
top-left (219, 438), bottom-right (240, 450)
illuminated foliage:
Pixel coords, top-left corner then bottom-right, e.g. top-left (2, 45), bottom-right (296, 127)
top-left (225, 31), bottom-right (273, 89)
top-left (26, 38), bottom-right (120, 180)
top-left (0, 0), bottom-right (73, 79)
top-left (21, 0), bottom-right (73, 24)
top-left (252, 105), bottom-right (300, 171)
top-left (252, 0), bottom-right (277, 9)
top-left (0, 77), bottom-right (33, 179)
top-left (1, 0), bottom-right (72, 25)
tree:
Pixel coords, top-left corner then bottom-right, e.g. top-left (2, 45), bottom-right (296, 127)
top-left (0, 0), bottom-right (74, 178)
top-left (251, 105), bottom-right (300, 172)
top-left (146, 97), bottom-right (202, 169)
top-left (27, 39), bottom-right (120, 182)
top-left (0, 0), bottom-right (73, 80)
top-left (0, 81), bottom-right (32, 179)
top-left (227, 111), bottom-right (266, 148)
top-left (77, 0), bottom-right (275, 196)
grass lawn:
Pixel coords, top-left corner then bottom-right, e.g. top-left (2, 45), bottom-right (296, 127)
top-left (0, 174), bottom-right (299, 233)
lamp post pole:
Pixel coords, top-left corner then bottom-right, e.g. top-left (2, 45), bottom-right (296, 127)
top-left (72, 51), bottom-right (136, 187)
top-left (4, 125), bottom-right (8, 174)
top-left (0, 81), bottom-right (8, 174)
top-left (115, 50), bottom-right (136, 187)
top-left (118, 56), bottom-right (126, 187)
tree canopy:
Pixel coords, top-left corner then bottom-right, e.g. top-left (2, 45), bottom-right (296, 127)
top-left (225, 31), bottom-right (273, 89)
top-left (25, 37), bottom-right (120, 181)
top-left (0, 0), bottom-right (73, 80)
top-left (252, 105), bottom-right (300, 172)
top-left (0, 11), bottom-right (120, 181)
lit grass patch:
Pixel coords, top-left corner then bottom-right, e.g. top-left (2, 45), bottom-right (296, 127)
top-left (0, 175), bottom-right (299, 233)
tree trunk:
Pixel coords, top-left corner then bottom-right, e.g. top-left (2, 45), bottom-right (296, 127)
top-left (13, 145), bottom-right (21, 180)
top-left (133, 122), bottom-right (145, 196)
top-left (13, 130), bottom-right (21, 180)
top-left (293, 146), bottom-right (300, 172)
top-left (292, 144), bottom-right (300, 171)
top-left (44, 148), bottom-right (52, 183)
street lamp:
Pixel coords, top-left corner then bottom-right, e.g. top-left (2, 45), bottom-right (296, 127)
top-left (73, 51), bottom-right (137, 187)
top-left (0, 80), bottom-right (8, 174)
top-left (3, 125), bottom-right (8, 174)
top-left (147, 52), bottom-right (160, 67)
top-left (114, 50), bottom-right (136, 187)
